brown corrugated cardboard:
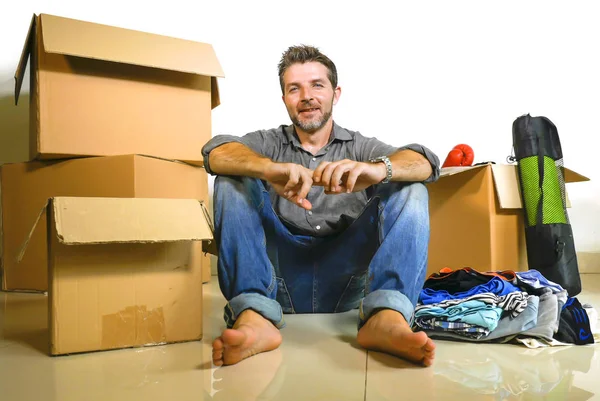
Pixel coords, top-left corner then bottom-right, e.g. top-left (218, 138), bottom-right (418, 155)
top-left (10, 13), bottom-right (224, 165)
top-left (1, 155), bottom-right (210, 292)
top-left (37, 197), bottom-right (212, 355)
top-left (427, 163), bottom-right (589, 276)
top-left (54, 197), bottom-right (211, 244)
top-left (0, 93), bottom-right (29, 165)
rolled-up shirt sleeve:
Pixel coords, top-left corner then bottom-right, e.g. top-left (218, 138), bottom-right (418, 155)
top-left (355, 132), bottom-right (440, 183)
top-left (201, 131), bottom-right (274, 175)
top-left (396, 143), bottom-right (441, 183)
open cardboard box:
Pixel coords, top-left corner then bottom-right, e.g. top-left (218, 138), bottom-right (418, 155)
top-left (427, 163), bottom-right (589, 276)
top-left (1, 155), bottom-right (212, 292)
top-left (18, 196), bottom-right (213, 356)
top-left (6, 13), bottom-right (224, 165)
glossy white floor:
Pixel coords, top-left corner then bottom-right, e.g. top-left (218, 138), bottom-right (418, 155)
top-left (1, 274), bottom-right (599, 401)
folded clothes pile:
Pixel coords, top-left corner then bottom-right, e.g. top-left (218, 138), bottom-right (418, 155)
top-left (412, 267), bottom-right (598, 347)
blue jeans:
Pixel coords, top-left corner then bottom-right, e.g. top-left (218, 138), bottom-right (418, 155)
top-left (213, 176), bottom-right (430, 330)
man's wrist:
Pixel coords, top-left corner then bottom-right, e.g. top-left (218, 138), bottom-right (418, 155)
top-left (258, 159), bottom-right (276, 181)
top-left (376, 162), bottom-right (387, 183)
top-left (369, 156), bottom-right (393, 183)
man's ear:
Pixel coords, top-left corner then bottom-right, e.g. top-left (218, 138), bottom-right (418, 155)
top-left (333, 86), bottom-right (342, 105)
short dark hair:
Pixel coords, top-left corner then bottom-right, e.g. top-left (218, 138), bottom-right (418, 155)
top-left (277, 45), bottom-right (338, 93)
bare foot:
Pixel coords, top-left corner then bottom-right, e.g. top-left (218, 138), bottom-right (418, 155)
top-left (212, 309), bottom-right (282, 366)
top-left (357, 309), bottom-right (436, 366)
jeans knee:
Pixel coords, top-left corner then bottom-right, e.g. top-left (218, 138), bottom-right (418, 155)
top-left (215, 175), bottom-right (262, 200)
top-left (384, 182), bottom-right (429, 223)
top-left (214, 175), bottom-right (241, 195)
top-left (403, 182), bottom-right (428, 206)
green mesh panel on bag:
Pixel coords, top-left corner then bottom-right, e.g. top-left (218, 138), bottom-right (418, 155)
top-left (518, 155), bottom-right (567, 226)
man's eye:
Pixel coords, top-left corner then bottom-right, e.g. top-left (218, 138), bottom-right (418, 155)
top-left (314, 83), bottom-right (323, 88)
top-left (289, 87), bottom-right (298, 93)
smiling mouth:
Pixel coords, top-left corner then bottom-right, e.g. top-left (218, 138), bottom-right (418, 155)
top-left (299, 108), bottom-right (319, 113)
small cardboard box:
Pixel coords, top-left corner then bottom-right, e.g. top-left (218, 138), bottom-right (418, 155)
top-left (8, 13), bottom-right (224, 164)
top-left (427, 163), bottom-right (589, 276)
top-left (24, 196), bottom-right (213, 355)
top-left (1, 155), bottom-right (211, 292)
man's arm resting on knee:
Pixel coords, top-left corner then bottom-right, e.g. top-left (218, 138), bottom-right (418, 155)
top-left (207, 142), bottom-right (273, 179)
top-left (207, 143), bottom-right (314, 209)
top-left (387, 149), bottom-right (434, 182)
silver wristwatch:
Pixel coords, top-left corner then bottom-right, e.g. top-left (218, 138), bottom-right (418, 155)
top-left (369, 156), bottom-right (393, 184)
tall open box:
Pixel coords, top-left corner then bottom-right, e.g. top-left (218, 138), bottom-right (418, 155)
top-left (1, 155), bottom-right (211, 292)
top-left (427, 163), bottom-right (589, 276)
top-left (8, 13), bottom-right (224, 165)
top-left (18, 197), bottom-right (213, 355)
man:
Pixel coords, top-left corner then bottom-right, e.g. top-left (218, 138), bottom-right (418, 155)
top-left (202, 45), bottom-right (440, 368)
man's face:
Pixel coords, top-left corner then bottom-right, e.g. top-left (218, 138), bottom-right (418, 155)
top-left (282, 62), bottom-right (340, 133)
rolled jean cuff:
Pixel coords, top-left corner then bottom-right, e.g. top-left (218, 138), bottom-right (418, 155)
top-left (358, 289), bottom-right (415, 329)
top-left (224, 293), bottom-right (286, 329)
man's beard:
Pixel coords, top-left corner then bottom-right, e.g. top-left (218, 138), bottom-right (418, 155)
top-left (292, 109), bottom-right (332, 132)
top-left (290, 98), bottom-right (334, 132)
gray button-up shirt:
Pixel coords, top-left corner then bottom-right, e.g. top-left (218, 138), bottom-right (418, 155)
top-left (202, 122), bottom-right (440, 237)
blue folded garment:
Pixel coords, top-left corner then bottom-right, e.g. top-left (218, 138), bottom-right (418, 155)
top-left (419, 277), bottom-right (521, 305)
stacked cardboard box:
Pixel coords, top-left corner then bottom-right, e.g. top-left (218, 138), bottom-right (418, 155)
top-left (0, 13), bottom-right (222, 355)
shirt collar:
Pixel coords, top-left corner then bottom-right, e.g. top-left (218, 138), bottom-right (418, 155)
top-left (281, 121), bottom-right (352, 148)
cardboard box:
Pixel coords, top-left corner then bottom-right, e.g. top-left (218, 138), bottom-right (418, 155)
top-left (427, 163), bottom-right (589, 276)
top-left (1, 155), bottom-right (211, 292)
top-left (9, 13), bottom-right (224, 164)
top-left (25, 196), bottom-right (213, 355)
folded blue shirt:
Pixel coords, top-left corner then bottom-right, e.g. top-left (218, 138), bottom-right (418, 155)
top-left (419, 276), bottom-right (521, 305)
top-left (516, 269), bottom-right (565, 294)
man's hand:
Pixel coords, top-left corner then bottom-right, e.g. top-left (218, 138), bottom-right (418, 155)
top-left (263, 162), bottom-right (314, 210)
top-left (313, 159), bottom-right (387, 194)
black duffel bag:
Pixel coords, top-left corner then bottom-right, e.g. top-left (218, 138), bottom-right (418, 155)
top-left (512, 114), bottom-right (581, 296)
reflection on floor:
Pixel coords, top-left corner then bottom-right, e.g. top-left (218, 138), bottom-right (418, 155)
top-left (1, 274), bottom-right (599, 400)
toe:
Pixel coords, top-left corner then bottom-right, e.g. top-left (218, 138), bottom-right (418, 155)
top-left (213, 337), bottom-right (224, 351)
top-left (212, 337), bottom-right (225, 366)
top-left (213, 348), bottom-right (223, 360)
top-left (423, 356), bottom-right (434, 367)
top-left (423, 339), bottom-right (436, 352)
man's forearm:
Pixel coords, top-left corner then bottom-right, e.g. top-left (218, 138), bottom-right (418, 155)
top-left (207, 142), bottom-right (273, 179)
top-left (388, 149), bottom-right (434, 182)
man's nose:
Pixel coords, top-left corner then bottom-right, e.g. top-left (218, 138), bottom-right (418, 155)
top-left (299, 87), bottom-right (313, 101)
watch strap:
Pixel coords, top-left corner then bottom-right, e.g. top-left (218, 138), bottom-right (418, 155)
top-left (370, 156), bottom-right (392, 184)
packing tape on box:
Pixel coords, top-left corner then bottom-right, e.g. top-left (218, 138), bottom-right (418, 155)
top-left (102, 305), bottom-right (166, 349)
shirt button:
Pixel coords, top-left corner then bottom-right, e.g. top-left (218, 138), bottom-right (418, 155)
top-left (312, 157), bottom-right (317, 161)
top-left (308, 211), bottom-right (313, 215)
top-left (316, 225), bottom-right (321, 230)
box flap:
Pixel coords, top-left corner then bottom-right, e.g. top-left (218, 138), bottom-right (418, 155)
top-left (439, 163), bottom-right (590, 210)
top-left (198, 201), bottom-right (218, 256)
top-left (439, 164), bottom-right (487, 178)
top-left (564, 168), bottom-right (590, 184)
top-left (39, 13), bottom-right (225, 80)
top-left (491, 164), bottom-right (590, 210)
top-left (52, 197), bottom-right (213, 245)
top-left (14, 14), bottom-right (36, 105)
top-left (211, 77), bottom-right (220, 109)
top-left (490, 165), bottom-right (522, 209)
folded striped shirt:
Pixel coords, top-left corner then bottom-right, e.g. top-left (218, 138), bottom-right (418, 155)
top-left (415, 291), bottom-right (529, 318)
top-left (413, 318), bottom-right (490, 339)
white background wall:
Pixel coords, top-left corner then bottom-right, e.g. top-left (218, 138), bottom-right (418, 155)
top-left (2, 1), bottom-right (599, 254)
